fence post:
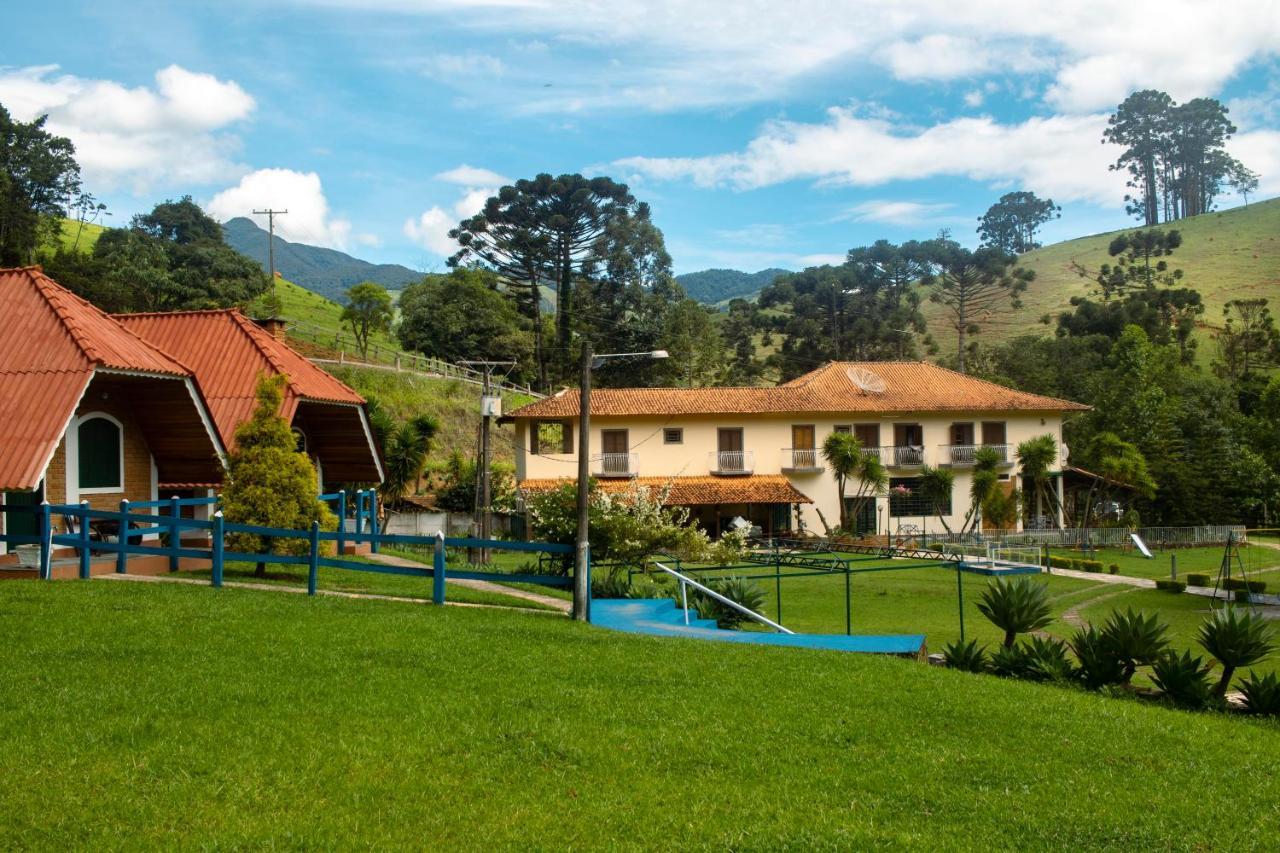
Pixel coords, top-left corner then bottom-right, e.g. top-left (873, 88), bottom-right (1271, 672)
top-left (211, 511), bottom-right (224, 588)
top-left (308, 521), bottom-right (320, 596)
top-left (1171, 553), bottom-right (1177, 581)
top-left (37, 501), bottom-right (52, 580)
top-left (844, 566), bottom-right (852, 636)
top-left (337, 490), bottom-right (347, 555)
top-left (168, 495), bottom-right (180, 572)
top-left (369, 491), bottom-right (380, 554)
top-left (355, 490), bottom-right (364, 539)
top-left (432, 531), bottom-right (446, 605)
top-left (116, 499), bottom-right (129, 574)
top-left (79, 501), bottom-right (91, 579)
top-left (955, 560), bottom-right (966, 643)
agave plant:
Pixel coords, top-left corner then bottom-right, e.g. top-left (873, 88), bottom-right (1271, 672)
top-left (1022, 635), bottom-right (1076, 683)
top-left (1238, 671), bottom-right (1280, 716)
top-left (692, 576), bottom-right (767, 629)
top-left (1101, 608), bottom-right (1170, 685)
top-left (942, 638), bottom-right (988, 673)
top-left (976, 577), bottom-right (1053, 648)
top-left (988, 643), bottom-right (1034, 679)
top-left (1197, 607), bottom-right (1276, 697)
top-left (1150, 650), bottom-right (1215, 710)
top-left (1069, 625), bottom-right (1126, 690)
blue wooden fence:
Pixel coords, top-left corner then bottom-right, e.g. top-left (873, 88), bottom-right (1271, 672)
top-left (1, 497), bottom-right (575, 608)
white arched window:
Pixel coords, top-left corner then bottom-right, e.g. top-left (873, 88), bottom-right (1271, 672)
top-left (75, 413), bottom-right (124, 493)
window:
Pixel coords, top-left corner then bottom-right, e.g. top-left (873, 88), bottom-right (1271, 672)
top-left (888, 477), bottom-right (949, 517)
top-left (531, 420), bottom-right (573, 455)
top-left (78, 415), bottom-right (123, 491)
top-left (664, 428), bottom-right (683, 444)
top-left (854, 424), bottom-right (880, 448)
top-left (833, 424), bottom-right (851, 434)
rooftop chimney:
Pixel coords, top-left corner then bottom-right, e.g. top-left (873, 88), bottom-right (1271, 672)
top-left (253, 316), bottom-right (288, 341)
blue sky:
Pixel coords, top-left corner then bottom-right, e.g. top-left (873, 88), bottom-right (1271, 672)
top-left (4, 0), bottom-right (1279, 274)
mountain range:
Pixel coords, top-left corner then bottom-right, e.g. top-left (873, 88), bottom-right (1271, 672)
top-left (675, 267), bottom-right (790, 304)
top-left (222, 217), bottom-right (422, 301)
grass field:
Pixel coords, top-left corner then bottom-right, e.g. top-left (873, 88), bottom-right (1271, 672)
top-left (920, 197), bottom-right (1280, 354)
top-left (2, 580), bottom-right (1278, 848)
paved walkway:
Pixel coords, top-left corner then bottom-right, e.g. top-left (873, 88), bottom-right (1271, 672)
top-left (1049, 566), bottom-right (1280, 607)
top-left (99, 572), bottom-right (563, 615)
top-left (363, 552), bottom-right (572, 614)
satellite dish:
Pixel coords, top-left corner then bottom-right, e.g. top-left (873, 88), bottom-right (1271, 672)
top-left (846, 366), bottom-right (887, 394)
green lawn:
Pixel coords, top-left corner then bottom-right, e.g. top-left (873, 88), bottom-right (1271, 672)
top-left (2, 580), bottom-right (1279, 848)
top-left (1048, 544), bottom-right (1280, 583)
top-left (179, 558), bottom-right (561, 611)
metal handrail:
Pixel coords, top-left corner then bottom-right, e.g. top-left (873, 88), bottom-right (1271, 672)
top-left (652, 561), bottom-right (793, 634)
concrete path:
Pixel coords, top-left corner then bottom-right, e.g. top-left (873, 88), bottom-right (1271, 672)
top-left (363, 552), bottom-right (572, 614)
top-left (99, 573), bottom-right (561, 615)
top-left (1049, 566), bottom-right (1280, 607)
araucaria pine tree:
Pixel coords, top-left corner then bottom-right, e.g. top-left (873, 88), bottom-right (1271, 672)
top-left (222, 374), bottom-right (337, 574)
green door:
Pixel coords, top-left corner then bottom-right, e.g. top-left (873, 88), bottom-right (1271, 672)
top-left (4, 485), bottom-right (42, 548)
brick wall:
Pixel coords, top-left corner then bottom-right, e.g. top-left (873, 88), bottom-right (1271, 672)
top-left (43, 378), bottom-right (155, 510)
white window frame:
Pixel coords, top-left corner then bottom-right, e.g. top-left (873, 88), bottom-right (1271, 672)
top-left (69, 412), bottom-right (125, 495)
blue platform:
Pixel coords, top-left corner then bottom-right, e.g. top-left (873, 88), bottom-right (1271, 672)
top-left (591, 599), bottom-right (926, 656)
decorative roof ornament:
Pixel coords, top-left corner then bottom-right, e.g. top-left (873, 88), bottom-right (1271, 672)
top-left (846, 366), bottom-right (887, 394)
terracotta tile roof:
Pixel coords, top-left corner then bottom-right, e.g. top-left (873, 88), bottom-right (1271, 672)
top-left (507, 361), bottom-right (1089, 419)
top-left (117, 310), bottom-right (366, 449)
top-left (0, 267), bottom-right (208, 491)
top-left (518, 475), bottom-right (813, 506)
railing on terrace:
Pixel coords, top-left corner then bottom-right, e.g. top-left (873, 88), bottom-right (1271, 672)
top-left (781, 448), bottom-right (821, 471)
top-left (937, 444), bottom-right (1011, 465)
top-left (592, 453), bottom-right (638, 478)
top-left (652, 560), bottom-right (793, 634)
top-left (709, 450), bottom-right (754, 475)
top-left (1, 499), bottom-right (575, 607)
top-left (889, 445), bottom-right (925, 467)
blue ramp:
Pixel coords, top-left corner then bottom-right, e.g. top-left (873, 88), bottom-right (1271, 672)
top-left (592, 599), bottom-right (926, 656)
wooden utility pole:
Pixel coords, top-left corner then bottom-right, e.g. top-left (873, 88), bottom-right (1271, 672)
top-left (574, 340), bottom-right (592, 622)
top-left (460, 360), bottom-right (515, 565)
top-left (252, 208), bottom-right (288, 303)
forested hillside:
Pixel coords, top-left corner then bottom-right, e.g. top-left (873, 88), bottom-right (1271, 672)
top-left (222, 217), bottom-right (422, 301)
top-left (676, 267), bottom-right (788, 304)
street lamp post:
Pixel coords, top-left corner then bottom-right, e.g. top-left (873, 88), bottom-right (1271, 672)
top-left (573, 345), bottom-right (668, 622)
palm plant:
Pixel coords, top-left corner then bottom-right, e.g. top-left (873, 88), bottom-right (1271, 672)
top-left (961, 446), bottom-right (1002, 533)
top-left (1197, 606), bottom-right (1275, 697)
top-left (822, 432), bottom-right (886, 534)
top-left (1069, 624), bottom-right (1126, 689)
top-left (976, 576), bottom-right (1053, 648)
top-left (1016, 435), bottom-right (1062, 528)
top-left (378, 415), bottom-right (438, 505)
top-left (1238, 671), bottom-right (1280, 715)
top-left (1151, 650), bottom-right (1215, 710)
top-left (1100, 608), bottom-right (1169, 685)
top-left (915, 466), bottom-right (955, 534)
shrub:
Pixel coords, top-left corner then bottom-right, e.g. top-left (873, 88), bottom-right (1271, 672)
top-left (1022, 635), bottom-right (1076, 683)
top-left (1082, 560), bottom-right (1104, 573)
top-left (1048, 555), bottom-right (1072, 569)
top-left (1186, 573), bottom-right (1210, 587)
top-left (592, 569), bottom-right (633, 600)
top-left (976, 577), bottom-right (1053, 648)
top-left (988, 643), bottom-right (1034, 679)
top-left (1154, 580), bottom-right (1186, 593)
top-left (1070, 559), bottom-right (1086, 571)
top-left (1234, 589), bottom-right (1253, 604)
top-left (1108, 563), bottom-right (1119, 574)
top-left (941, 639), bottom-right (988, 673)
top-left (1151, 650), bottom-right (1216, 710)
top-left (1238, 671), bottom-right (1280, 716)
top-left (691, 576), bottom-right (767, 629)
top-left (1248, 580), bottom-right (1267, 594)
top-left (1070, 625), bottom-right (1125, 690)
top-left (1101, 608), bottom-right (1170, 684)
top-left (1197, 606), bottom-right (1276, 697)
top-left (1222, 578), bottom-right (1248, 591)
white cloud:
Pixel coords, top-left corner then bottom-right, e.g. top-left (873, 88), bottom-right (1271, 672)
top-left (963, 90), bottom-right (985, 108)
top-left (301, 1), bottom-right (1279, 115)
top-left (0, 64), bottom-right (254, 191)
top-left (207, 169), bottom-right (353, 250)
top-left (843, 200), bottom-right (955, 226)
top-left (403, 164), bottom-right (506, 257)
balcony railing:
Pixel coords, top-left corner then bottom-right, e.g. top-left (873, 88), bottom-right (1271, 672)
top-left (592, 452), bottom-right (639, 478)
top-left (709, 450), bottom-right (754, 475)
top-left (888, 445), bottom-right (925, 467)
top-left (937, 444), bottom-right (1011, 466)
top-left (781, 447), bottom-right (822, 471)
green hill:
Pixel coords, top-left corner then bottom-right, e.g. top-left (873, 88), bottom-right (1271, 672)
top-left (922, 198), bottom-right (1280, 348)
top-left (677, 267), bottom-right (789, 305)
top-left (222, 217), bottom-right (422, 302)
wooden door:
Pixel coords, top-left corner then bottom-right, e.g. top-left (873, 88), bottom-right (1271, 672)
top-left (791, 425), bottom-right (815, 468)
top-left (718, 428), bottom-right (744, 472)
top-left (600, 429), bottom-right (630, 475)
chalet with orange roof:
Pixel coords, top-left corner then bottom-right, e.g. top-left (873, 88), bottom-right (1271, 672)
top-left (0, 266), bottom-right (225, 549)
top-left (118, 309), bottom-right (383, 488)
top-left (508, 362), bottom-right (1088, 537)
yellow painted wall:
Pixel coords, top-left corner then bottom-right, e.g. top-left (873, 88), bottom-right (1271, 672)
top-left (516, 411), bottom-right (1067, 534)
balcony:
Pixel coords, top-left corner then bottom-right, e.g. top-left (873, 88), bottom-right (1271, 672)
top-left (592, 452), bottom-right (639, 478)
top-left (937, 444), bottom-right (1012, 466)
top-left (888, 445), bottom-right (925, 467)
top-left (781, 447), bottom-right (822, 472)
top-left (709, 450), bottom-right (755, 476)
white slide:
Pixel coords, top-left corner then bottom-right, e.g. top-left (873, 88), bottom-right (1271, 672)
top-left (1130, 532), bottom-right (1154, 559)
